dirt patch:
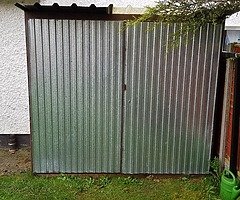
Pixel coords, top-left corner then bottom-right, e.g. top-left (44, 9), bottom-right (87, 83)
top-left (0, 148), bottom-right (31, 175)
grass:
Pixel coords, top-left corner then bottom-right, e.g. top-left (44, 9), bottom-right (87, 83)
top-left (0, 173), bottom-right (220, 200)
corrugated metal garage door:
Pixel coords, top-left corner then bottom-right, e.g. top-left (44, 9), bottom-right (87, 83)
top-left (28, 19), bottom-right (123, 173)
top-left (123, 22), bottom-right (222, 174)
top-left (27, 18), bottom-right (222, 174)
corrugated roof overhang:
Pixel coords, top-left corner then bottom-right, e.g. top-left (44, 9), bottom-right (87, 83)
top-left (15, 3), bottom-right (140, 20)
top-left (15, 3), bottom-right (113, 14)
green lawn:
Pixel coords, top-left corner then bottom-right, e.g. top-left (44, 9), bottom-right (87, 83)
top-left (0, 173), bottom-right (219, 200)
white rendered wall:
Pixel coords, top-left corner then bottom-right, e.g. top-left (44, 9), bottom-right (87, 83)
top-left (225, 12), bottom-right (240, 30)
top-left (225, 12), bottom-right (240, 45)
top-left (0, 0), bottom-right (36, 135)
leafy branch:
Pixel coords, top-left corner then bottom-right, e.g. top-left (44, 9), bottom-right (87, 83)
top-left (126, 0), bottom-right (240, 48)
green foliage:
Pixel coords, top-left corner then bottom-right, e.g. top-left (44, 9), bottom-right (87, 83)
top-left (84, 177), bottom-right (95, 188)
top-left (127, 0), bottom-right (240, 48)
top-left (201, 157), bottom-right (222, 199)
top-left (98, 176), bottom-right (111, 188)
top-left (0, 173), bottom-right (220, 200)
top-left (210, 157), bottom-right (222, 190)
top-left (129, 0), bottom-right (240, 24)
top-left (211, 157), bottom-right (221, 175)
top-left (118, 176), bottom-right (143, 185)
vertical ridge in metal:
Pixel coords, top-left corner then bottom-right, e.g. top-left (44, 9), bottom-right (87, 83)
top-left (123, 22), bottom-right (223, 174)
top-left (28, 19), bottom-right (223, 174)
top-left (28, 19), bottom-right (123, 173)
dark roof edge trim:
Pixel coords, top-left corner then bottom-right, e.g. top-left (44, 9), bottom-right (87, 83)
top-left (15, 3), bottom-right (29, 11)
top-left (15, 3), bottom-right (113, 14)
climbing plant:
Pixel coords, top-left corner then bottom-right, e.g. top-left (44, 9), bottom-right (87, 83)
top-left (127, 0), bottom-right (240, 47)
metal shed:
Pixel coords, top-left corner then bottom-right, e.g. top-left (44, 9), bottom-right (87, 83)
top-left (17, 3), bottom-right (223, 174)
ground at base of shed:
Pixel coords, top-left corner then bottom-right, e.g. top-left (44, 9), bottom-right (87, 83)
top-left (0, 148), bottom-right (31, 175)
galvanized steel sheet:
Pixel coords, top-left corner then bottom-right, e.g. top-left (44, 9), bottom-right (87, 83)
top-left (27, 19), bottom-right (222, 174)
top-left (123, 22), bottom-right (222, 174)
top-left (28, 19), bottom-right (123, 173)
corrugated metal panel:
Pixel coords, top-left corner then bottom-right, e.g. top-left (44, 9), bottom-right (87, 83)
top-left (123, 22), bottom-right (223, 174)
top-left (28, 19), bottom-right (123, 173)
top-left (28, 18), bottom-right (223, 174)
